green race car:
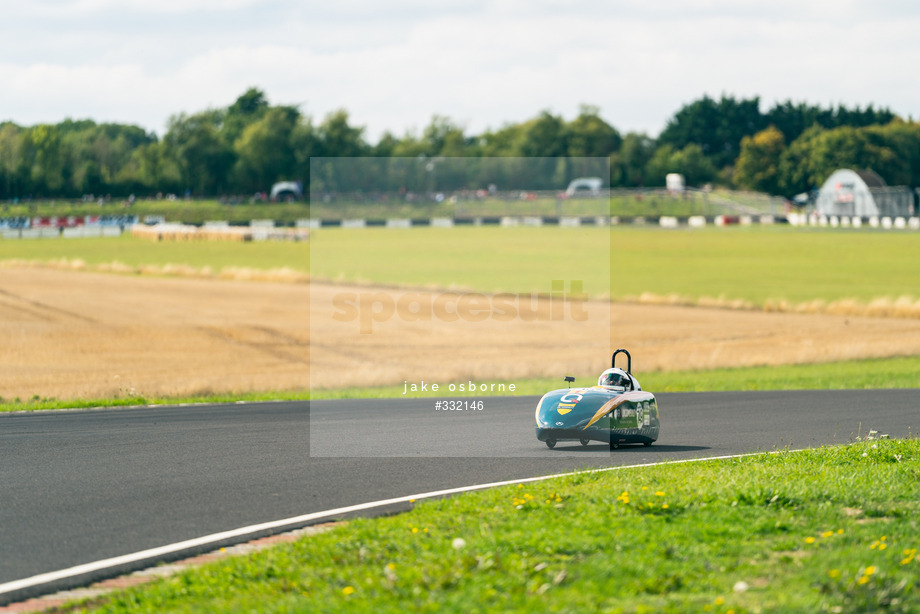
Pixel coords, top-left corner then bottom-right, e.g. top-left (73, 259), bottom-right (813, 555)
top-left (535, 349), bottom-right (660, 449)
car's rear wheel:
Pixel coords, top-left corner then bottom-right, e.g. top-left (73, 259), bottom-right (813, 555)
top-left (580, 438), bottom-right (590, 446)
top-left (545, 439), bottom-right (557, 449)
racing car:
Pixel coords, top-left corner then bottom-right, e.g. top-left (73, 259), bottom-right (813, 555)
top-left (535, 349), bottom-right (659, 449)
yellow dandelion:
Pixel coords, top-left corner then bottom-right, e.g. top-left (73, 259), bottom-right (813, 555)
top-left (342, 586), bottom-right (355, 596)
top-left (828, 569), bottom-right (841, 579)
top-left (805, 537), bottom-right (816, 544)
top-left (865, 566), bottom-right (877, 576)
top-left (714, 596), bottom-right (725, 606)
top-left (662, 504), bottom-right (669, 509)
top-left (837, 529), bottom-right (844, 534)
top-left (655, 491), bottom-right (666, 497)
top-left (857, 575), bottom-right (870, 586)
top-left (821, 531), bottom-right (834, 538)
top-left (411, 527), bottom-right (419, 534)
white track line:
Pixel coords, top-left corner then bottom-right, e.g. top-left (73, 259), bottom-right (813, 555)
top-left (0, 451), bottom-right (772, 598)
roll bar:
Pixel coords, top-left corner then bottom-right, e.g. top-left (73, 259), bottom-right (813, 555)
top-left (612, 349), bottom-right (631, 374)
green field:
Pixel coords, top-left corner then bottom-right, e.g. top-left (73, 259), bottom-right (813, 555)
top-left (308, 225), bottom-right (918, 308)
top-left (3, 225), bottom-right (916, 309)
top-left (68, 438), bottom-right (920, 613)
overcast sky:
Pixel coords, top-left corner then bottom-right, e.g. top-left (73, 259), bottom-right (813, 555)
top-left (1, 1), bottom-right (918, 142)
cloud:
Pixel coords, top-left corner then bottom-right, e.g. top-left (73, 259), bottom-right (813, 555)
top-left (1, 1), bottom-right (918, 139)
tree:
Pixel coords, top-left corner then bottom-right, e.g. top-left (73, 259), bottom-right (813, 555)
top-left (25, 124), bottom-right (67, 196)
top-left (233, 106), bottom-right (301, 192)
top-left (478, 122), bottom-right (522, 157)
top-left (222, 87), bottom-right (270, 146)
top-left (776, 124), bottom-right (901, 194)
top-left (777, 125), bottom-right (824, 195)
top-left (804, 126), bottom-right (888, 190)
top-left (311, 110), bottom-right (370, 191)
top-left (59, 121), bottom-right (156, 195)
top-left (118, 141), bottom-right (181, 194)
top-left (863, 120), bottom-right (920, 186)
top-left (610, 132), bottom-right (655, 186)
top-left (291, 118), bottom-right (318, 189)
top-left (514, 110), bottom-right (567, 158)
top-left (511, 111), bottom-right (568, 188)
top-left (646, 143), bottom-right (717, 187)
top-left (658, 94), bottom-right (765, 169)
top-left (421, 115), bottom-right (469, 157)
top-left (733, 126), bottom-right (786, 194)
top-left (164, 112), bottom-right (235, 195)
top-left (0, 123), bottom-right (25, 198)
top-left (565, 104), bottom-right (621, 157)
top-left (315, 109), bottom-right (368, 158)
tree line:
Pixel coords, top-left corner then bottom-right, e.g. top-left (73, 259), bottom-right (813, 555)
top-left (0, 87), bottom-right (913, 200)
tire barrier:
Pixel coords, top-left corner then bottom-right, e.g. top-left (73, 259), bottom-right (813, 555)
top-left (131, 223), bottom-right (309, 242)
top-left (307, 215), bottom-right (786, 229)
top-left (786, 213), bottom-right (920, 230)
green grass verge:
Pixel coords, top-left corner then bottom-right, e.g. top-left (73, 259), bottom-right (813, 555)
top-left (4, 355), bottom-right (918, 412)
top-left (69, 438), bottom-right (920, 613)
top-left (311, 355), bottom-right (920, 399)
top-left (0, 234), bottom-right (310, 273)
top-left (0, 390), bottom-right (310, 413)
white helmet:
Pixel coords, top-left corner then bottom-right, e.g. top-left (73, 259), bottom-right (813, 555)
top-left (598, 368), bottom-right (631, 389)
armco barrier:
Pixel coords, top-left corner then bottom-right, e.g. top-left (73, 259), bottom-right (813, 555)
top-left (306, 215), bottom-right (790, 228)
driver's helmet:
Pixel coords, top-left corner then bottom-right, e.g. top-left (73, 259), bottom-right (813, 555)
top-left (598, 368), bottom-right (631, 389)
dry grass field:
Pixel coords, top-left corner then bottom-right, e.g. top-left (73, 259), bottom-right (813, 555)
top-left (0, 266), bottom-right (309, 401)
top-left (3, 265), bottom-right (920, 401)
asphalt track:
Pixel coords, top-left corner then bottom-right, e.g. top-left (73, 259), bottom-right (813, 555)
top-left (2, 390), bottom-right (918, 603)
